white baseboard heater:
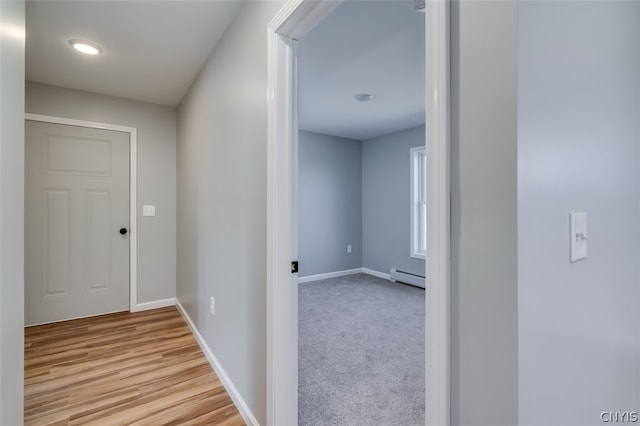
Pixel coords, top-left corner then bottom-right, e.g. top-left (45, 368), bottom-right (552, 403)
top-left (390, 268), bottom-right (425, 289)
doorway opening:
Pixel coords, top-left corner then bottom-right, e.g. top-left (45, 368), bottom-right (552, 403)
top-left (266, 0), bottom-right (451, 425)
top-left (296, 1), bottom-right (426, 422)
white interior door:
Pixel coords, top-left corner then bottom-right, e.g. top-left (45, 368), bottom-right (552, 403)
top-left (25, 120), bottom-right (130, 326)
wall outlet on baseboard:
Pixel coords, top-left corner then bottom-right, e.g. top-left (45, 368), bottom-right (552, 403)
top-left (347, 244), bottom-right (352, 253)
top-left (209, 296), bottom-right (215, 316)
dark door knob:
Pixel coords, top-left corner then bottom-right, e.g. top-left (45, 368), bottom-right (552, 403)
top-left (119, 228), bottom-right (128, 235)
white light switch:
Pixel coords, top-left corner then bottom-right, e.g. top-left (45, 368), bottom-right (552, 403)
top-left (570, 212), bottom-right (587, 262)
top-left (142, 205), bottom-right (156, 217)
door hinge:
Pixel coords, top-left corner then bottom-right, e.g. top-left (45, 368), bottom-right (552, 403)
top-left (291, 261), bottom-right (299, 274)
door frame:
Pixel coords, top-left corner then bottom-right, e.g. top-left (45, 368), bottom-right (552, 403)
top-left (266, 0), bottom-right (451, 425)
top-left (24, 113), bottom-right (139, 312)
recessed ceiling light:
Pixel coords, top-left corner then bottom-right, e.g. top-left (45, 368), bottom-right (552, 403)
top-left (354, 94), bottom-right (375, 102)
top-left (69, 39), bottom-right (103, 55)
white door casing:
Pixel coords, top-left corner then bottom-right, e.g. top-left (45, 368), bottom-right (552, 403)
top-left (266, 1), bottom-right (451, 425)
top-left (425, 0), bottom-right (451, 424)
top-left (25, 114), bottom-right (139, 323)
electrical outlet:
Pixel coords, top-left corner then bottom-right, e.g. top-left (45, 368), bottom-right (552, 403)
top-left (347, 244), bottom-right (352, 253)
top-left (209, 296), bottom-right (215, 316)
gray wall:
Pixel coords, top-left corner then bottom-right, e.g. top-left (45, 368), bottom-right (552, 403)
top-left (518, 2), bottom-right (640, 425)
top-left (362, 125), bottom-right (425, 277)
top-left (25, 82), bottom-right (177, 305)
top-left (450, 1), bottom-right (518, 424)
top-left (176, 1), bottom-right (285, 423)
top-left (298, 131), bottom-right (362, 277)
top-left (0, 0), bottom-right (25, 423)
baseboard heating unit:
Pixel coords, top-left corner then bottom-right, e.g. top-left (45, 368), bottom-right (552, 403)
top-left (390, 268), bottom-right (425, 289)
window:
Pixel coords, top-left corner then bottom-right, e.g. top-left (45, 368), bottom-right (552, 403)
top-left (410, 146), bottom-right (426, 259)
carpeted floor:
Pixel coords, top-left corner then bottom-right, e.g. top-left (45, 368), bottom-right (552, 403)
top-left (299, 273), bottom-right (425, 426)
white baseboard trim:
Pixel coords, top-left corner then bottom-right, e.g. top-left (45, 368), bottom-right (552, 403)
top-left (298, 267), bottom-right (363, 283)
top-left (298, 267), bottom-right (391, 283)
top-left (175, 300), bottom-right (259, 426)
top-left (362, 267), bottom-right (391, 281)
top-left (131, 298), bottom-right (176, 312)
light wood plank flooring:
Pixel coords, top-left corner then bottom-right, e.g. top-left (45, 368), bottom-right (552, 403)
top-left (25, 306), bottom-right (245, 426)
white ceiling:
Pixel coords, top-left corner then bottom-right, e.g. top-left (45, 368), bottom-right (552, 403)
top-left (25, 0), bottom-right (424, 134)
top-left (26, 1), bottom-right (243, 107)
top-left (298, 0), bottom-right (425, 141)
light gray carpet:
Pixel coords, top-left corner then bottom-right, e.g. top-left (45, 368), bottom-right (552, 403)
top-left (299, 273), bottom-right (425, 426)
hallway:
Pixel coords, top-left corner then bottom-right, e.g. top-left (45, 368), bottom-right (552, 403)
top-left (24, 307), bottom-right (244, 425)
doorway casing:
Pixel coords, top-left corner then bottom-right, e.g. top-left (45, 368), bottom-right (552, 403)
top-left (24, 113), bottom-right (140, 312)
top-left (266, 0), bottom-right (451, 425)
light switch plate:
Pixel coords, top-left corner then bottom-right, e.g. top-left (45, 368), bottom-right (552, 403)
top-left (142, 205), bottom-right (156, 217)
top-left (570, 212), bottom-right (587, 262)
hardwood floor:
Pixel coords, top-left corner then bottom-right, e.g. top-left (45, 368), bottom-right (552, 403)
top-left (24, 306), bottom-right (245, 426)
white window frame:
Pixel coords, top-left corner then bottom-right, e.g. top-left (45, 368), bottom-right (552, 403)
top-left (411, 146), bottom-right (426, 259)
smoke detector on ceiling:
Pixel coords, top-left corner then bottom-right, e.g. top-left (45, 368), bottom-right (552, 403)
top-left (354, 94), bottom-right (375, 102)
